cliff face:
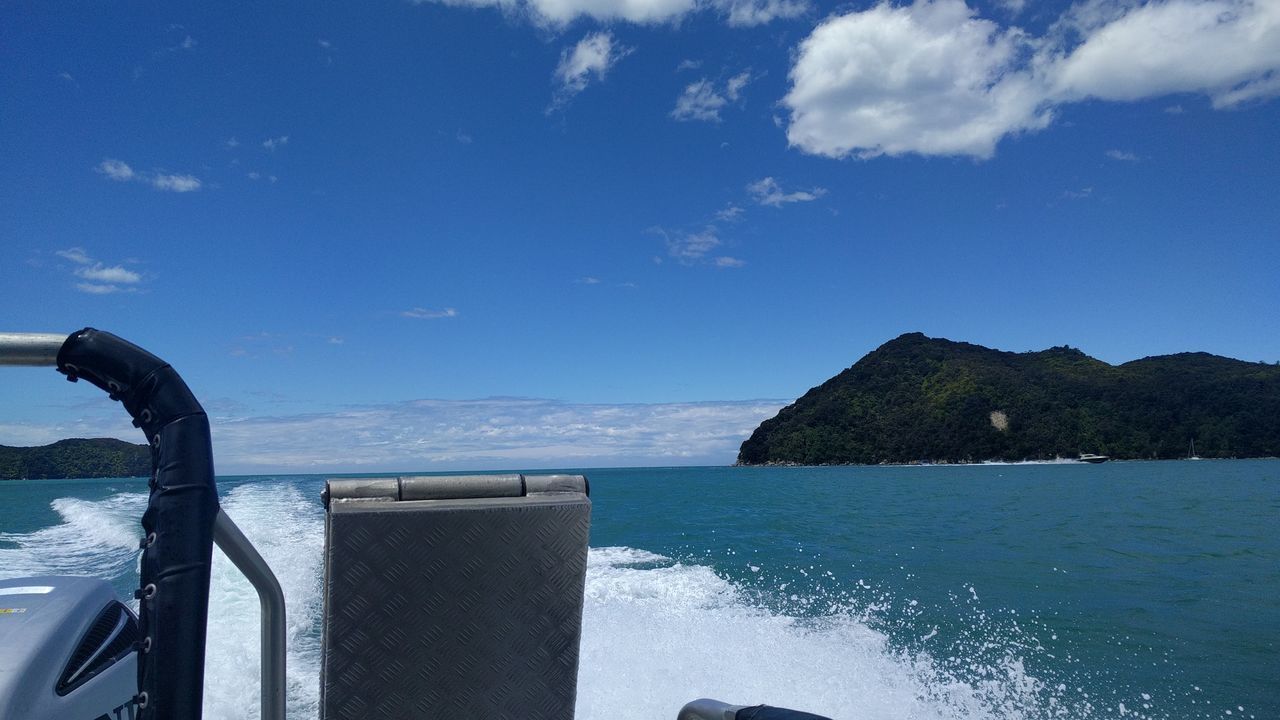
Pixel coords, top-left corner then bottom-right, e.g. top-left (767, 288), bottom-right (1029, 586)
top-left (738, 333), bottom-right (1280, 465)
top-left (0, 438), bottom-right (151, 480)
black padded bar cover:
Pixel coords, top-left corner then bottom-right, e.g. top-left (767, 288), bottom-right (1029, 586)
top-left (57, 328), bottom-right (218, 720)
top-left (736, 706), bottom-right (834, 720)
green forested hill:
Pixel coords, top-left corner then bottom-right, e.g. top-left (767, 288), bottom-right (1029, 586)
top-left (0, 438), bottom-right (150, 479)
top-left (739, 333), bottom-right (1280, 465)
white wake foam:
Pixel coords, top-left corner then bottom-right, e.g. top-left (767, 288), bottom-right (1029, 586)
top-left (202, 482), bottom-right (325, 720)
top-left (0, 492), bottom-right (145, 579)
top-left (3, 487), bottom-right (1134, 720)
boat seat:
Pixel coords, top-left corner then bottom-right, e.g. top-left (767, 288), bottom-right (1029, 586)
top-left (320, 474), bottom-right (591, 720)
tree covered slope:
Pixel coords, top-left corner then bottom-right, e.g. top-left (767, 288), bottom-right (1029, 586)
top-left (0, 438), bottom-right (151, 480)
top-left (739, 333), bottom-right (1280, 465)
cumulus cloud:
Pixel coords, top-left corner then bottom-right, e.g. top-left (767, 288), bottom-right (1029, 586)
top-left (550, 32), bottom-right (629, 111)
top-left (1047, 0), bottom-right (1280, 108)
top-left (783, 0), bottom-right (1280, 159)
top-left (56, 247), bottom-right (144, 294)
top-left (714, 256), bottom-right (747, 268)
top-left (262, 135), bottom-right (289, 151)
top-left (401, 307), bottom-right (459, 319)
top-left (748, 177), bottom-right (827, 207)
top-left (208, 397), bottom-right (787, 472)
top-left (784, 0), bottom-right (1049, 159)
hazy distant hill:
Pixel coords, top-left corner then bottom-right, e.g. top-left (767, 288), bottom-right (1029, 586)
top-left (738, 333), bottom-right (1280, 465)
top-left (0, 438), bottom-right (150, 480)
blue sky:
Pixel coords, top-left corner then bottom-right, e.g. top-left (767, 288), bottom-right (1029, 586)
top-left (3, 0), bottom-right (1278, 472)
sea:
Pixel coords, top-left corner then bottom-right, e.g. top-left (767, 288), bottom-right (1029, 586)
top-left (1, 460), bottom-right (1276, 720)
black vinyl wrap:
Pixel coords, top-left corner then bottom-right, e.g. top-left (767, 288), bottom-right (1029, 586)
top-left (736, 706), bottom-right (834, 720)
top-left (57, 328), bottom-right (218, 720)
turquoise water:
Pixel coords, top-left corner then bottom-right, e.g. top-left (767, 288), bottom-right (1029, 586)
top-left (2, 460), bottom-right (1277, 719)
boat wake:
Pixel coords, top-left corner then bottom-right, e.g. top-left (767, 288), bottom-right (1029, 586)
top-left (1, 485), bottom-right (1171, 720)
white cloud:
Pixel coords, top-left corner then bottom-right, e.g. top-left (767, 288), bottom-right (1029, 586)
top-left (717, 0), bottom-right (809, 26)
top-left (151, 173), bottom-right (202, 192)
top-left (94, 158), bottom-right (202, 192)
top-left (550, 32), bottom-right (628, 111)
top-left (413, 0), bottom-right (686, 25)
top-left (247, 171), bottom-right (261, 180)
top-left (784, 0), bottom-right (1049, 159)
top-left (75, 282), bottom-right (126, 295)
top-left (226, 137), bottom-right (240, 148)
top-left (671, 80), bottom-right (729, 122)
top-left (672, 71), bottom-right (752, 122)
top-left (715, 204), bottom-right (745, 222)
top-left (783, 0), bottom-right (1280, 160)
top-left (661, 226), bottom-right (722, 264)
top-left (318, 38), bottom-right (332, 49)
top-left (96, 159), bottom-right (136, 181)
top-left (714, 256), bottom-right (747, 268)
top-left (676, 59), bottom-right (702, 72)
top-left (748, 177), bottom-right (827, 207)
top-left (401, 307), bottom-right (459, 319)
top-left (56, 247), bottom-right (93, 265)
top-left (577, 276), bottom-right (602, 284)
top-left (1105, 149), bottom-right (1139, 161)
top-left (411, 0), bottom-right (809, 26)
top-left (725, 70), bottom-right (751, 100)
top-left (1047, 0), bottom-right (1280, 108)
top-left (207, 397), bottom-right (788, 472)
top-left (262, 135), bottom-right (289, 151)
top-left (56, 248), bottom-right (144, 294)
top-left (76, 264), bottom-right (142, 284)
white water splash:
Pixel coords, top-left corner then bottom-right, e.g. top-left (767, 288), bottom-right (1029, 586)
top-left (202, 482), bottom-right (325, 719)
top-left (0, 486), bottom-right (1176, 720)
top-left (0, 493), bottom-right (145, 578)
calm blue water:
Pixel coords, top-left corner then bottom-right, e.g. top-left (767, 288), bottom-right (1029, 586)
top-left (1, 460), bottom-right (1276, 720)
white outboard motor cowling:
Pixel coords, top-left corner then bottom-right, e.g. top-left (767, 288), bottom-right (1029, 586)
top-left (0, 576), bottom-right (140, 720)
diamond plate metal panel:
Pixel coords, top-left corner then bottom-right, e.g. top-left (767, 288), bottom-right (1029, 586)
top-left (322, 496), bottom-right (591, 720)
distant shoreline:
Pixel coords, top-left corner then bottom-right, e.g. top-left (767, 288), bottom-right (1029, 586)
top-left (735, 456), bottom-right (1279, 468)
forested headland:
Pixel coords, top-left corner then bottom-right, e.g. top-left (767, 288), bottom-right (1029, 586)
top-left (739, 333), bottom-right (1280, 465)
top-left (0, 438), bottom-right (150, 480)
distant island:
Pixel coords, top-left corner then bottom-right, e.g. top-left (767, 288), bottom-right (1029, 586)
top-left (739, 333), bottom-right (1280, 466)
top-left (0, 438), bottom-right (150, 480)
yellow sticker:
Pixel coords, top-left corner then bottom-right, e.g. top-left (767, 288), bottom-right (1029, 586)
top-left (0, 608), bottom-right (28, 614)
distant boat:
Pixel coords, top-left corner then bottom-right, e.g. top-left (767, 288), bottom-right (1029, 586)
top-left (1189, 439), bottom-right (1201, 460)
top-left (1079, 453), bottom-right (1110, 464)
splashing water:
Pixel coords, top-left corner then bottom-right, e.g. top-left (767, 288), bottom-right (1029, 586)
top-left (1, 473), bottom-right (1265, 720)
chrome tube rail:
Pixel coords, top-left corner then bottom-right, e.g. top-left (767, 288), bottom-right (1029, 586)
top-left (0, 333), bottom-right (67, 366)
top-left (213, 511), bottom-right (287, 720)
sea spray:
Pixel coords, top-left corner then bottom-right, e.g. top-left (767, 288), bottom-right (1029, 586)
top-left (0, 492), bottom-right (145, 579)
top-left (202, 482), bottom-right (325, 719)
